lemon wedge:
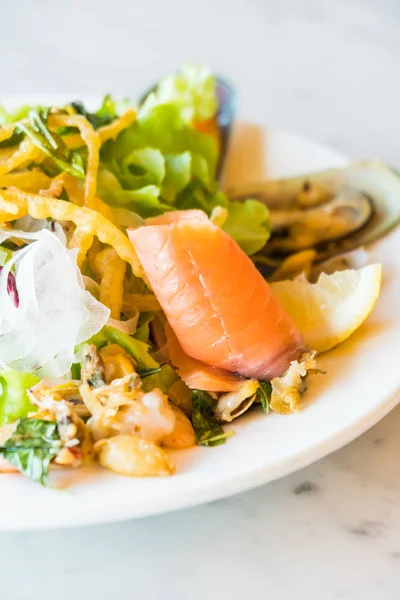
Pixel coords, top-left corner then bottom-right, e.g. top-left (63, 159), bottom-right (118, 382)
top-left (270, 264), bottom-right (382, 353)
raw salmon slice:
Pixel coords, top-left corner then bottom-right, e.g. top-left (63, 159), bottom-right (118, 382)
top-left (165, 322), bottom-right (245, 392)
top-left (129, 211), bottom-right (303, 380)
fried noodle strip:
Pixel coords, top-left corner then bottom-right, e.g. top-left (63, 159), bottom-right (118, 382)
top-left (95, 247), bottom-right (126, 318)
top-left (68, 228), bottom-right (95, 268)
top-left (0, 196), bottom-right (19, 215)
top-left (0, 123), bottom-right (18, 144)
top-left (0, 188), bottom-right (144, 278)
top-left (0, 140), bottom-right (42, 177)
top-left (63, 133), bottom-right (85, 149)
top-left (0, 171), bottom-right (51, 193)
top-left (39, 175), bottom-right (66, 198)
top-left (98, 109), bottom-right (136, 144)
top-left (48, 114), bottom-right (100, 208)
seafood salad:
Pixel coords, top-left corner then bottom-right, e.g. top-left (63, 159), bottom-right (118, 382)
top-left (0, 65), bottom-right (395, 486)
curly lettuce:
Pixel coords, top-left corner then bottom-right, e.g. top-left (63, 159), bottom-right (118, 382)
top-left (223, 200), bottom-right (270, 255)
top-left (141, 64), bottom-right (218, 124)
top-left (98, 66), bottom-right (270, 254)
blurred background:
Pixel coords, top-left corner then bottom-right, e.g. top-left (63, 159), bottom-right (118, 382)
top-left (2, 0), bottom-right (400, 163)
top-left (2, 1), bottom-right (400, 598)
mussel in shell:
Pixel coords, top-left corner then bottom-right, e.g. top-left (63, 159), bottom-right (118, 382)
top-left (227, 163), bottom-right (400, 270)
top-left (268, 190), bottom-right (373, 253)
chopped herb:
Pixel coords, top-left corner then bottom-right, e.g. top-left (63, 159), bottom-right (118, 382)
top-left (90, 326), bottom-right (159, 370)
top-left (59, 187), bottom-right (70, 202)
top-left (70, 362), bottom-right (82, 380)
top-left (0, 418), bottom-right (62, 485)
top-left (71, 100), bottom-right (115, 130)
top-left (137, 366), bottom-right (162, 378)
top-left (16, 110), bottom-right (85, 179)
top-left (38, 158), bottom-right (62, 178)
top-left (0, 129), bottom-right (24, 148)
top-left (191, 390), bottom-right (233, 446)
top-left (256, 381), bottom-right (272, 414)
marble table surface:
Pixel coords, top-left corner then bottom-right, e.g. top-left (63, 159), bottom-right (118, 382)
top-left (1, 0), bottom-right (400, 598)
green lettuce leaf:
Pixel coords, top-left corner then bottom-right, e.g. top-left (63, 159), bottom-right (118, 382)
top-left (0, 104), bottom-right (41, 126)
top-left (97, 67), bottom-right (269, 257)
top-left (162, 152), bottom-right (192, 202)
top-left (143, 64), bottom-right (218, 123)
top-left (105, 186), bottom-right (174, 218)
top-left (0, 370), bottom-right (39, 426)
top-left (0, 418), bottom-right (61, 485)
top-left (101, 102), bottom-right (218, 182)
top-left (223, 199), bottom-right (270, 256)
top-left (122, 148), bottom-right (165, 189)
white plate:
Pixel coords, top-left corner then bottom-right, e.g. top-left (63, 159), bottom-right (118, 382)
top-left (0, 120), bottom-right (399, 532)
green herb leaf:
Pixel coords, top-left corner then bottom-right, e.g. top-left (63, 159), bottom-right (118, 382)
top-left (0, 129), bottom-right (24, 148)
top-left (70, 100), bottom-right (114, 130)
top-left (17, 110), bottom-right (85, 179)
top-left (89, 326), bottom-right (159, 370)
top-left (59, 187), bottom-right (70, 202)
top-left (137, 366), bottom-right (162, 378)
top-left (0, 369), bottom-right (39, 426)
top-left (0, 418), bottom-right (61, 485)
top-left (38, 159), bottom-right (62, 178)
top-left (256, 381), bottom-right (272, 414)
top-left (70, 362), bottom-right (82, 380)
top-left (191, 390), bottom-right (233, 447)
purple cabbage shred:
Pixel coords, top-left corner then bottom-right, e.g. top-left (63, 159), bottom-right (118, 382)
top-left (0, 266), bottom-right (19, 307)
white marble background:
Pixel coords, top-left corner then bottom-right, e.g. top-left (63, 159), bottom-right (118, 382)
top-left (1, 0), bottom-right (400, 598)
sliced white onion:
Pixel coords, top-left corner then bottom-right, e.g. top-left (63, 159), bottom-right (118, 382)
top-left (82, 275), bottom-right (101, 300)
top-left (107, 308), bottom-right (139, 335)
top-left (0, 228), bottom-right (110, 377)
top-left (14, 215), bottom-right (67, 245)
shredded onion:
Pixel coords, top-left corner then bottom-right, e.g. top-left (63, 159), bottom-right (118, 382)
top-left (0, 228), bottom-right (110, 377)
top-left (14, 215), bottom-right (67, 245)
top-left (107, 308), bottom-right (139, 335)
top-left (82, 275), bottom-right (100, 299)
